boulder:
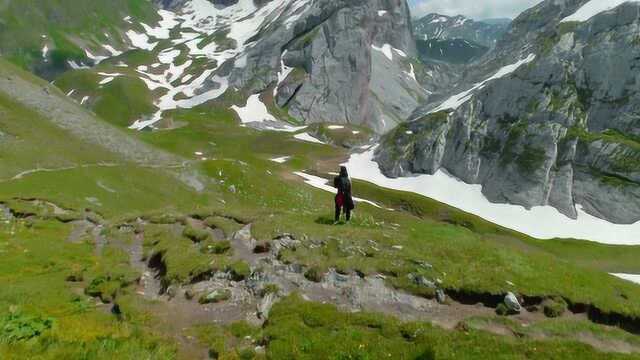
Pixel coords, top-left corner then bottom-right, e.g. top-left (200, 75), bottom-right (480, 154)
top-left (504, 292), bottom-right (522, 313)
top-left (409, 273), bottom-right (436, 289)
top-left (198, 289), bottom-right (231, 304)
top-left (436, 289), bottom-right (446, 304)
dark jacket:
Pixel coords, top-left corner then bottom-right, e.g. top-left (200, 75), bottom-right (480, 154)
top-left (334, 175), bottom-right (354, 210)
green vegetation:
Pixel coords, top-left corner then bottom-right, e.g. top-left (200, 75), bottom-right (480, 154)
top-left (182, 224), bottom-right (211, 243)
top-left (54, 68), bottom-right (156, 127)
top-left (0, 0), bottom-right (158, 74)
top-left (0, 311), bottom-right (54, 343)
top-left (143, 224), bottom-right (219, 285)
top-left (260, 295), bottom-right (632, 359)
top-left (516, 144), bottom-right (547, 174)
top-left (543, 297), bottom-right (568, 318)
top-left (304, 266), bottom-right (324, 283)
top-left (538, 21), bottom-right (579, 54)
top-left (2, 50), bottom-right (640, 358)
top-left (227, 261), bottom-right (251, 281)
top-left (0, 219), bottom-right (177, 359)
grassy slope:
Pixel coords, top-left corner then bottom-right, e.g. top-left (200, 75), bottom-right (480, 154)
top-left (54, 67), bottom-right (156, 128)
top-left (0, 0), bottom-right (158, 73)
top-left (127, 105), bottom-right (640, 317)
top-left (0, 220), bottom-right (177, 359)
top-left (1, 54), bottom-right (640, 358)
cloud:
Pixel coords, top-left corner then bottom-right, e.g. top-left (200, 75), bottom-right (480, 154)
top-left (408, 0), bottom-right (542, 20)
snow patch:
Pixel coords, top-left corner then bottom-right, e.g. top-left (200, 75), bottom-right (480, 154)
top-left (126, 30), bottom-right (157, 51)
top-left (561, 0), bottom-right (639, 23)
top-left (327, 125), bottom-right (344, 130)
top-left (68, 60), bottom-right (89, 70)
top-left (405, 63), bottom-right (417, 82)
top-left (270, 156), bottom-right (291, 163)
top-left (84, 49), bottom-right (108, 64)
top-left (343, 147), bottom-right (640, 245)
top-left (231, 94), bottom-right (277, 124)
top-left (274, 50), bottom-right (294, 97)
top-left (294, 133), bottom-right (326, 145)
top-left (102, 44), bottom-right (122, 57)
top-left (430, 16), bottom-right (449, 24)
top-left (611, 273), bottom-right (640, 285)
top-left (372, 44), bottom-right (394, 61)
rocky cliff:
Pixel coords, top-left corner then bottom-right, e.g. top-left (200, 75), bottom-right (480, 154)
top-left (377, 0), bottom-right (640, 224)
top-left (139, 0), bottom-right (428, 133)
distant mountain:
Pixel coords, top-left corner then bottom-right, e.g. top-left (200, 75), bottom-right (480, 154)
top-left (416, 38), bottom-right (488, 64)
top-left (481, 18), bottom-right (512, 26)
top-left (413, 13), bottom-right (510, 48)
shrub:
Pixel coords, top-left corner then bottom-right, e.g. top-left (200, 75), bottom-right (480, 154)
top-left (227, 261), bottom-right (251, 281)
top-left (496, 303), bottom-right (509, 316)
top-left (543, 296), bottom-right (568, 318)
top-left (183, 225), bottom-right (211, 243)
top-left (203, 240), bottom-right (231, 254)
top-left (0, 311), bottom-right (54, 343)
top-left (85, 275), bottom-right (128, 303)
top-left (304, 266), bottom-right (323, 282)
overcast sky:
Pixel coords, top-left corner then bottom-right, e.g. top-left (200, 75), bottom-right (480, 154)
top-left (408, 0), bottom-right (542, 20)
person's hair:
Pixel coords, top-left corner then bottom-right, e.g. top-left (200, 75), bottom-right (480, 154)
top-left (339, 166), bottom-right (348, 178)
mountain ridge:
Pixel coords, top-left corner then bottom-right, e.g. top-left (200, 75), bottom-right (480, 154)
top-left (377, 0), bottom-right (640, 224)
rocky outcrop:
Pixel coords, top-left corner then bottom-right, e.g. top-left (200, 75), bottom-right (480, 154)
top-left (219, 0), bottom-right (427, 133)
top-left (376, 0), bottom-right (640, 224)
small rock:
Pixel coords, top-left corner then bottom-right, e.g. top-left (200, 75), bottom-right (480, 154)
top-left (228, 185), bottom-right (236, 193)
top-left (409, 273), bottom-right (436, 288)
top-left (504, 292), bottom-right (522, 313)
top-left (257, 292), bottom-right (277, 319)
top-left (166, 285), bottom-right (177, 299)
top-left (199, 289), bottom-right (231, 304)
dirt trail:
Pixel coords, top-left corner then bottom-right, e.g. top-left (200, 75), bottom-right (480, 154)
top-left (121, 219), bottom-right (640, 356)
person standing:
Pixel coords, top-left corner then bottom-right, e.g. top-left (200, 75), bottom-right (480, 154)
top-left (333, 166), bottom-right (354, 223)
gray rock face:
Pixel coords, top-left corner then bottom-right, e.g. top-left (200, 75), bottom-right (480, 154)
top-left (219, 0), bottom-right (428, 133)
top-left (377, 0), bottom-right (640, 224)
